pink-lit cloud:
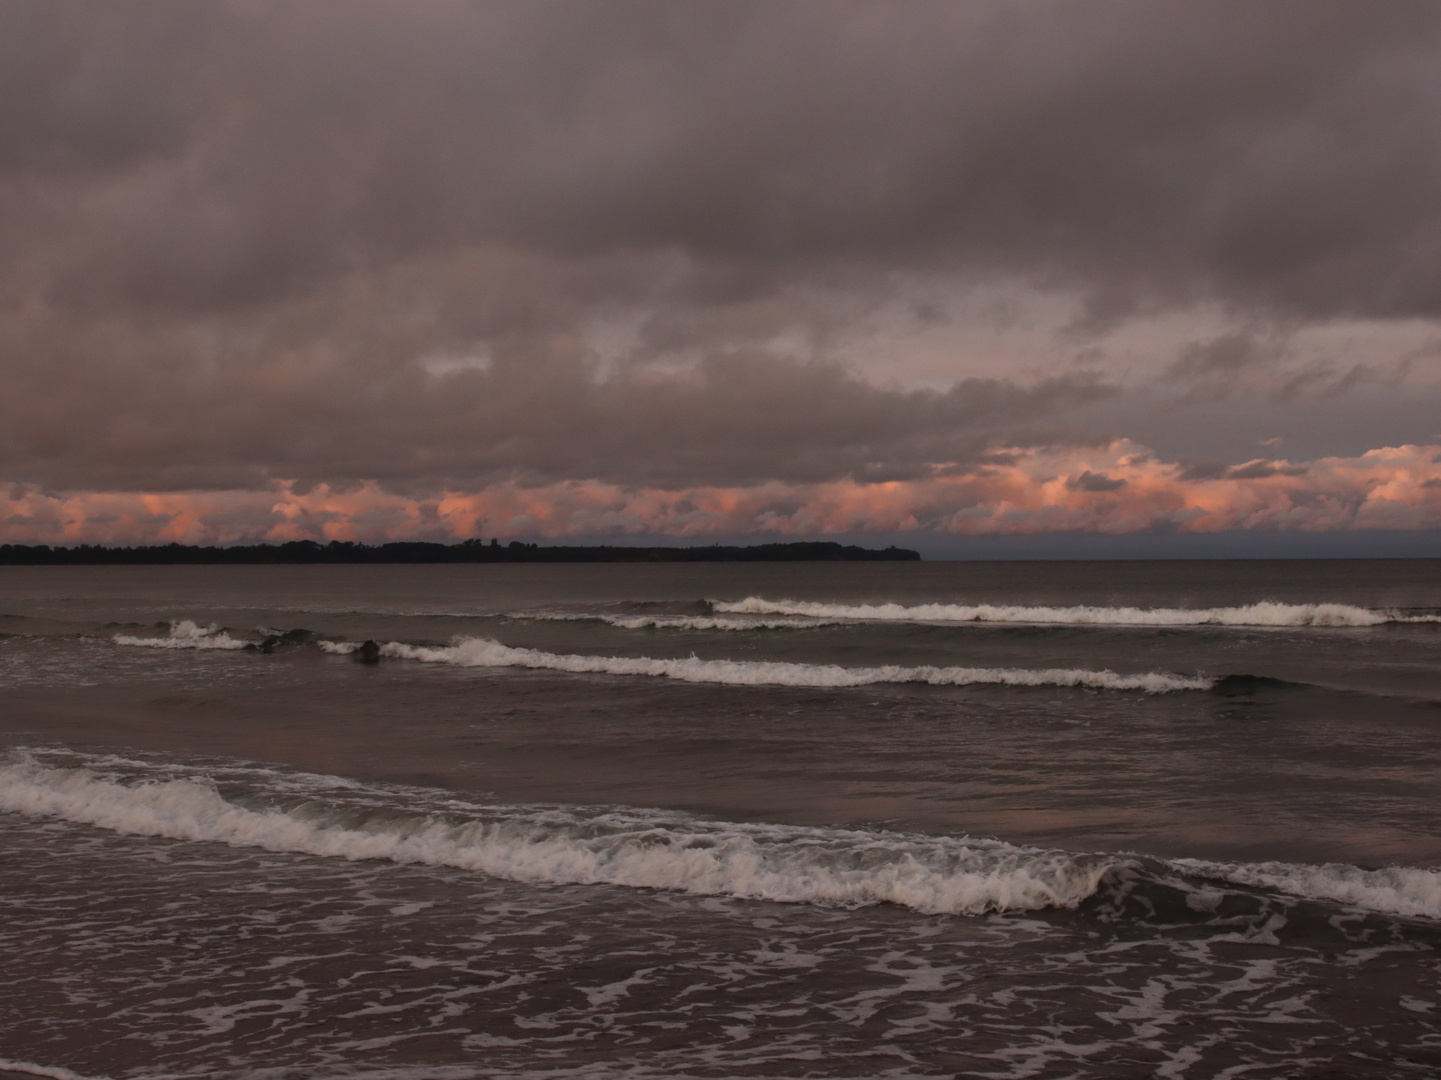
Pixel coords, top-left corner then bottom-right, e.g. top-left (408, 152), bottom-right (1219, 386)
top-left (6, 441), bottom-right (1440, 547)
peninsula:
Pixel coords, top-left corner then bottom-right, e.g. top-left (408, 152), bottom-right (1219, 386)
top-left (0, 539), bottom-right (921, 565)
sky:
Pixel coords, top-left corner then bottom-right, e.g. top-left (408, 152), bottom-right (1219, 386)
top-left (4, 0), bottom-right (1441, 555)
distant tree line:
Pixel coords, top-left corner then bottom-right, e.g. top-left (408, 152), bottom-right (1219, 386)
top-left (0, 539), bottom-right (921, 565)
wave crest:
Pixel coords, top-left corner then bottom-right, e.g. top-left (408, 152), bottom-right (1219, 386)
top-left (112, 620), bottom-right (251, 650)
top-left (4, 752), bottom-right (1436, 923)
top-left (712, 598), bottom-right (1429, 628)
top-left (1174, 858), bottom-right (1441, 921)
top-left (380, 637), bottom-right (1212, 693)
top-left (0, 755), bottom-right (1114, 916)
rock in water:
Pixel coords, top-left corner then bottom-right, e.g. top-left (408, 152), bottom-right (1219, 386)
top-left (355, 640), bottom-right (381, 664)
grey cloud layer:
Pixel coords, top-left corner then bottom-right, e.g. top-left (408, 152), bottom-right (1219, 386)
top-left (0, 286), bottom-right (1110, 492)
top-left (4, 1), bottom-right (1440, 493)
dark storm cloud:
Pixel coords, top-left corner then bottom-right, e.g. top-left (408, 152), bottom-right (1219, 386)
top-left (4, 0), bottom-right (1441, 493)
top-left (13, 0), bottom-right (1441, 312)
top-left (1066, 471), bottom-right (1127, 494)
top-left (1175, 458), bottom-right (1309, 483)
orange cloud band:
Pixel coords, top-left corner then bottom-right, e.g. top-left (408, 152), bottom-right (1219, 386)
top-left (5, 441), bottom-right (1441, 546)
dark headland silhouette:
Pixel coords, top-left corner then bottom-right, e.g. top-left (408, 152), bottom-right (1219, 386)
top-left (0, 539), bottom-right (920, 565)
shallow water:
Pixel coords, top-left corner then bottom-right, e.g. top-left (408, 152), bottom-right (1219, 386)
top-left (3, 560), bottom-right (1441, 1078)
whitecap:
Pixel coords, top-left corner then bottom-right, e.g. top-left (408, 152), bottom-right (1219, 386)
top-left (711, 597), bottom-right (1429, 628)
top-left (380, 636), bottom-right (1212, 693)
top-left (1173, 858), bottom-right (1441, 921)
top-left (0, 755), bottom-right (1117, 917)
top-left (112, 619), bottom-right (251, 650)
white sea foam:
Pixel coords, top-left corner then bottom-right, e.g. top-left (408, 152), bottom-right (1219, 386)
top-left (7, 753), bottom-right (1436, 924)
top-left (112, 619), bottom-right (251, 650)
top-left (1175, 858), bottom-right (1441, 921)
top-left (0, 1060), bottom-right (103, 1080)
top-left (0, 755), bottom-right (1116, 916)
top-left (379, 636), bottom-right (1212, 693)
top-left (318, 640), bottom-right (362, 654)
top-left (713, 597), bottom-right (1434, 628)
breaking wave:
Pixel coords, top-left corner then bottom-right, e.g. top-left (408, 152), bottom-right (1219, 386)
top-left (0, 754), bottom-right (1114, 917)
top-left (379, 637), bottom-right (1212, 693)
top-left (1174, 858), bottom-right (1441, 921)
top-left (712, 598), bottom-right (1439, 628)
top-left (108, 622), bottom-right (1209, 691)
top-left (112, 620), bottom-right (251, 650)
top-left (4, 751), bottom-right (1438, 924)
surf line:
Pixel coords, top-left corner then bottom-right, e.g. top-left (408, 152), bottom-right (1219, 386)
top-left (7, 752), bottom-right (1441, 921)
top-left (711, 598), bottom-right (1435, 627)
top-left (113, 623), bottom-right (1214, 692)
top-left (369, 637), bottom-right (1213, 693)
top-left (0, 755), bottom-right (1119, 917)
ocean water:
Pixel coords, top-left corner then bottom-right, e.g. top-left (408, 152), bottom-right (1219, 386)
top-left (2, 559), bottom-right (1441, 1080)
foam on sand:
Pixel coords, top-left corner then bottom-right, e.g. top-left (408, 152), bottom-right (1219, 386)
top-left (0, 1059), bottom-right (103, 1080)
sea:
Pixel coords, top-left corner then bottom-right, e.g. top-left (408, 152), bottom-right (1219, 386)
top-left (2, 559), bottom-right (1441, 1080)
